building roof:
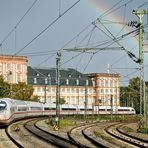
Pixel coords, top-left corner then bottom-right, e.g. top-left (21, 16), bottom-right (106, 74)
top-left (27, 66), bottom-right (92, 86)
top-left (86, 73), bottom-right (120, 78)
top-left (0, 54), bottom-right (28, 62)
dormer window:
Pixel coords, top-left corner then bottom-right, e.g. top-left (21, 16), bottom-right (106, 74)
top-left (45, 78), bottom-right (48, 84)
top-left (76, 79), bottom-right (79, 85)
top-left (34, 78), bottom-right (37, 84)
top-left (66, 79), bottom-right (69, 85)
top-left (86, 80), bottom-right (89, 86)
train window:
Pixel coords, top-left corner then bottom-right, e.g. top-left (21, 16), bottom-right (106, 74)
top-left (62, 108), bottom-right (76, 111)
top-left (80, 109), bottom-right (85, 111)
top-left (44, 107), bottom-right (50, 110)
top-left (30, 107), bottom-right (42, 110)
top-left (44, 107), bottom-right (55, 110)
top-left (118, 109), bottom-right (130, 111)
top-left (87, 109), bottom-right (93, 111)
top-left (17, 107), bottom-right (27, 111)
top-left (0, 101), bottom-right (7, 111)
top-left (107, 109), bottom-right (111, 111)
top-left (99, 109), bottom-right (105, 111)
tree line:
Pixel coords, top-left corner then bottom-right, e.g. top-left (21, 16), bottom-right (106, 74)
top-left (0, 75), bottom-right (37, 101)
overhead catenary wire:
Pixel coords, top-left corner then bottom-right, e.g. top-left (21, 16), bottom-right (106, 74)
top-left (99, 0), bottom-right (134, 20)
top-left (137, 1), bottom-right (148, 9)
top-left (14, 0), bottom-right (80, 55)
top-left (35, 0), bottom-right (146, 69)
top-left (35, 23), bottom-right (92, 69)
top-left (62, 22), bottom-right (148, 69)
top-left (0, 0), bottom-right (39, 54)
top-left (35, 0), bottom-right (136, 68)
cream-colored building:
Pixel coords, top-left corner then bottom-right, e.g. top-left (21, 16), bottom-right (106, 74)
top-left (27, 66), bottom-right (95, 107)
top-left (0, 55), bottom-right (28, 83)
top-left (87, 73), bottom-right (120, 107)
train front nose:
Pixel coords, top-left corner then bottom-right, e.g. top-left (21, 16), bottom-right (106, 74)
top-left (0, 100), bottom-right (7, 125)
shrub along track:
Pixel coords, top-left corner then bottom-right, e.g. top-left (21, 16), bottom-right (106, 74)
top-left (105, 122), bottom-right (148, 148)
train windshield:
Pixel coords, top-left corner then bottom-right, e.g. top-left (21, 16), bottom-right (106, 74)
top-left (0, 101), bottom-right (7, 111)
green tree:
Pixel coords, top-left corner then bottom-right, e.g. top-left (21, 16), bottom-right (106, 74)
top-left (12, 82), bottom-right (34, 100)
top-left (59, 98), bottom-right (66, 105)
top-left (54, 98), bottom-right (66, 105)
top-left (0, 75), bottom-right (10, 98)
top-left (128, 77), bottom-right (140, 113)
top-left (120, 77), bottom-right (140, 113)
top-left (120, 86), bottom-right (129, 106)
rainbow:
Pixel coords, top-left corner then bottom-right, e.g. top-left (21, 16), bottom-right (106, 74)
top-left (87, 0), bottom-right (138, 46)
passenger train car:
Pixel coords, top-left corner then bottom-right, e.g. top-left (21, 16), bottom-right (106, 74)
top-left (0, 98), bottom-right (136, 126)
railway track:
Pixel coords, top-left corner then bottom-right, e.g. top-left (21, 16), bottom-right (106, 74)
top-left (24, 118), bottom-right (83, 148)
top-left (2, 118), bottom-right (148, 148)
top-left (68, 122), bottom-right (110, 148)
top-left (5, 123), bottom-right (24, 148)
top-left (105, 122), bottom-right (148, 148)
top-left (4, 118), bottom-right (54, 147)
top-left (0, 127), bottom-right (18, 148)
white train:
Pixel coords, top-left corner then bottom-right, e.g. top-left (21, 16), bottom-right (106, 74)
top-left (0, 98), bottom-right (136, 126)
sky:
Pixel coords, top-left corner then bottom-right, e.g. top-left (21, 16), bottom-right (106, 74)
top-left (0, 0), bottom-right (148, 86)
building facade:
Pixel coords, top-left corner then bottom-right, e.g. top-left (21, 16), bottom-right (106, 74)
top-left (0, 55), bottom-right (28, 84)
top-left (87, 73), bottom-right (120, 107)
top-left (0, 55), bottom-right (120, 107)
top-left (27, 66), bottom-right (95, 107)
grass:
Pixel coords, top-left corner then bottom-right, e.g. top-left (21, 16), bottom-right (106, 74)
top-left (138, 128), bottom-right (148, 134)
top-left (94, 131), bottom-right (113, 142)
top-left (59, 119), bottom-right (76, 127)
top-left (121, 126), bottom-right (134, 133)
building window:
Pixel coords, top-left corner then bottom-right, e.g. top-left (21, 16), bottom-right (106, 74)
top-left (76, 79), bottom-right (79, 85)
top-left (110, 80), bottom-right (113, 87)
top-left (45, 78), bottom-right (48, 84)
top-left (61, 88), bottom-right (65, 92)
top-left (92, 81), bottom-right (95, 87)
top-left (67, 88), bottom-right (70, 93)
top-left (114, 80), bottom-right (117, 87)
top-left (34, 78), bottom-right (37, 84)
top-left (72, 88), bottom-right (74, 93)
top-left (105, 80), bottom-right (108, 87)
top-left (52, 88), bottom-right (55, 92)
top-left (66, 79), bottom-right (69, 85)
top-left (7, 63), bottom-right (11, 71)
top-left (17, 73), bottom-right (21, 83)
top-left (6, 73), bottom-right (11, 82)
top-left (37, 87), bottom-right (41, 92)
top-left (86, 80), bottom-right (89, 86)
top-left (101, 89), bottom-right (104, 93)
top-left (101, 80), bottom-right (104, 87)
top-left (17, 64), bottom-right (21, 72)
